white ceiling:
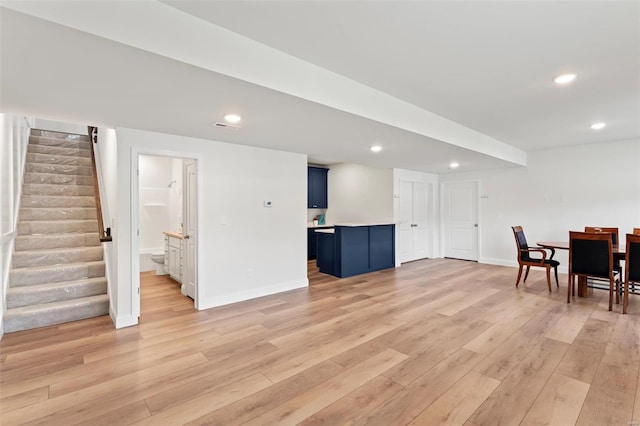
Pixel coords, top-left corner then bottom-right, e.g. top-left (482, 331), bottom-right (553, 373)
top-left (1, 1), bottom-right (638, 174)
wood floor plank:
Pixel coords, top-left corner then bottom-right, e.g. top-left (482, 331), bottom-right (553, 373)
top-left (243, 349), bottom-right (408, 426)
top-left (299, 376), bottom-right (403, 426)
top-left (520, 373), bottom-right (590, 426)
top-left (576, 363), bottom-right (637, 426)
top-left (408, 371), bottom-right (500, 426)
top-left (469, 337), bottom-right (569, 426)
top-left (354, 349), bottom-right (485, 426)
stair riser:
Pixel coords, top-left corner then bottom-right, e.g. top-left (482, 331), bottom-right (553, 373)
top-left (23, 173), bottom-right (93, 186)
top-left (18, 220), bottom-right (98, 235)
top-left (28, 144), bottom-right (91, 158)
top-left (21, 195), bottom-right (95, 208)
top-left (26, 153), bottom-right (92, 168)
top-left (22, 184), bottom-right (94, 196)
top-left (3, 298), bottom-right (109, 333)
top-left (20, 208), bottom-right (97, 221)
top-left (15, 234), bottom-right (100, 251)
top-left (25, 163), bottom-right (92, 176)
top-left (7, 279), bottom-right (107, 309)
top-left (12, 246), bottom-right (103, 268)
top-left (10, 262), bottom-right (105, 287)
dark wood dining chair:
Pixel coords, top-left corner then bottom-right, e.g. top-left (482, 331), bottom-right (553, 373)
top-left (568, 231), bottom-right (616, 311)
top-left (512, 226), bottom-right (559, 291)
top-left (623, 233), bottom-right (640, 314)
top-left (584, 227), bottom-right (622, 297)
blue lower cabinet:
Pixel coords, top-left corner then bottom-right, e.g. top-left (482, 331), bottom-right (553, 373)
top-left (317, 232), bottom-right (335, 275)
top-left (319, 224), bottom-right (395, 278)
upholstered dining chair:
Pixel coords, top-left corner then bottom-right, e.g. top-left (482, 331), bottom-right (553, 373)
top-left (623, 233), bottom-right (640, 314)
top-left (584, 227), bottom-right (622, 295)
top-left (568, 231), bottom-right (617, 311)
top-left (512, 226), bottom-right (559, 291)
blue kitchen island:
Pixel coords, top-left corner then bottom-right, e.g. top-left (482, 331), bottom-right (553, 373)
top-left (315, 224), bottom-right (395, 278)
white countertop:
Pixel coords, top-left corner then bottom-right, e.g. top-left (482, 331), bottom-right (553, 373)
top-left (307, 222), bottom-right (334, 229)
top-left (164, 231), bottom-right (184, 239)
top-left (315, 228), bottom-right (335, 234)
top-left (333, 222), bottom-right (395, 227)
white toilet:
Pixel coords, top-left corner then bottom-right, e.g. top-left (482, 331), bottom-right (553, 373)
top-left (150, 251), bottom-right (167, 275)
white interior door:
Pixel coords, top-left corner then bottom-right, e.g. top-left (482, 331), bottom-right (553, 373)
top-left (397, 181), bottom-right (413, 263)
top-left (443, 181), bottom-right (478, 261)
top-left (411, 182), bottom-right (429, 260)
top-left (183, 160), bottom-right (197, 299)
top-left (398, 181), bottom-right (430, 263)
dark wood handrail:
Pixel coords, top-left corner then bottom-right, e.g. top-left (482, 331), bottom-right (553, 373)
top-left (88, 126), bottom-right (112, 242)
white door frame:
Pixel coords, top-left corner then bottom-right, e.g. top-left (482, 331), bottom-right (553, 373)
top-left (440, 180), bottom-right (480, 261)
top-left (398, 179), bottom-right (432, 264)
top-left (130, 147), bottom-right (204, 319)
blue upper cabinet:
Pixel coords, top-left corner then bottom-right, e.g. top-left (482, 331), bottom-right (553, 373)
top-left (307, 166), bottom-right (328, 208)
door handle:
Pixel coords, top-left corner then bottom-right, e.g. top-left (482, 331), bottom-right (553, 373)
top-left (474, 224), bottom-right (478, 227)
top-left (184, 235), bottom-right (190, 239)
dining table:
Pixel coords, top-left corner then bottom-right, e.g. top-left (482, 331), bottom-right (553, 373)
top-left (537, 241), bottom-right (625, 298)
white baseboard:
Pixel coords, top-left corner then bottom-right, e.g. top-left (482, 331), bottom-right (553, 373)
top-left (113, 310), bottom-right (138, 329)
top-left (479, 257), bottom-right (568, 274)
top-left (198, 278), bottom-right (309, 311)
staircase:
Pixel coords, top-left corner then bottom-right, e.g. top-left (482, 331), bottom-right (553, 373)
top-left (3, 129), bottom-right (109, 333)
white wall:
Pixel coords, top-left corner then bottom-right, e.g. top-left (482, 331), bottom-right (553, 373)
top-left (393, 168), bottom-right (440, 265)
top-left (0, 114), bottom-right (31, 336)
top-left (113, 127), bottom-right (308, 328)
top-left (440, 139), bottom-right (640, 272)
top-left (33, 118), bottom-right (87, 135)
top-left (95, 127), bottom-right (118, 324)
top-left (325, 163), bottom-right (394, 224)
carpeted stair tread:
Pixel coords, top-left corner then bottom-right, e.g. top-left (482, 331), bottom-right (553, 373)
top-left (17, 219), bottom-right (98, 235)
top-left (7, 278), bottom-right (108, 309)
top-left (9, 260), bottom-right (105, 287)
top-left (12, 246), bottom-right (103, 269)
top-left (30, 129), bottom-right (91, 141)
top-left (21, 194), bottom-right (96, 208)
top-left (19, 207), bottom-right (97, 221)
top-left (23, 172), bottom-right (93, 186)
top-left (28, 143), bottom-right (90, 158)
top-left (25, 162), bottom-right (93, 176)
top-left (26, 152), bottom-right (92, 167)
top-left (15, 233), bottom-right (101, 251)
top-left (3, 294), bottom-right (109, 333)
top-left (22, 183), bottom-right (94, 196)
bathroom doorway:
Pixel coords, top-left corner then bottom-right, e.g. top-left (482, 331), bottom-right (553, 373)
top-left (137, 154), bottom-right (198, 308)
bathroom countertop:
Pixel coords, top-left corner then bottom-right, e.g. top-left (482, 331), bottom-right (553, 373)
top-left (163, 231), bottom-right (184, 239)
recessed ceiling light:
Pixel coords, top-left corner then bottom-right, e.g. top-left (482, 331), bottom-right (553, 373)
top-left (554, 73), bottom-right (577, 85)
top-left (590, 122), bottom-right (606, 130)
top-left (449, 161), bottom-right (459, 169)
top-left (224, 114), bottom-right (242, 124)
top-left (370, 145), bottom-right (382, 153)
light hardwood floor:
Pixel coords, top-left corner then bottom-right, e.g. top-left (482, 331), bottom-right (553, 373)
top-left (1, 259), bottom-right (639, 425)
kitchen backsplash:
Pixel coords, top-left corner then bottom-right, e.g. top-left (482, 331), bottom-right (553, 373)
top-left (307, 208), bottom-right (327, 223)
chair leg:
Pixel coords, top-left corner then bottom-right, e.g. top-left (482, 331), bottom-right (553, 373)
top-left (615, 279), bottom-right (619, 305)
top-left (554, 266), bottom-right (559, 288)
top-left (523, 266), bottom-right (531, 283)
top-left (608, 278), bottom-right (613, 311)
top-left (545, 266), bottom-right (551, 292)
top-left (515, 265), bottom-right (523, 287)
top-left (567, 274), bottom-right (572, 304)
top-left (623, 281), bottom-right (629, 314)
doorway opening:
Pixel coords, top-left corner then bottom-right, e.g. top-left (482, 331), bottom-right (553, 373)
top-left (135, 154), bottom-right (198, 319)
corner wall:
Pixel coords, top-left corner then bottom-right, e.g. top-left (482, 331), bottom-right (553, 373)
top-left (114, 127), bottom-right (308, 327)
top-left (440, 139), bottom-right (640, 272)
top-left (325, 163), bottom-right (394, 224)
